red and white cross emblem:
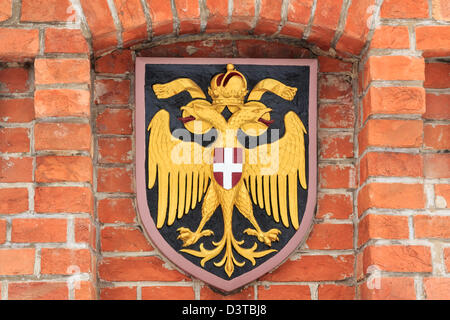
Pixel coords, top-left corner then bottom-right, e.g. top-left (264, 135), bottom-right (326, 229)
top-left (213, 148), bottom-right (243, 190)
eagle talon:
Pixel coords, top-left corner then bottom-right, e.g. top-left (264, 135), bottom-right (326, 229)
top-left (244, 228), bottom-right (281, 247)
top-left (177, 227), bottom-right (214, 247)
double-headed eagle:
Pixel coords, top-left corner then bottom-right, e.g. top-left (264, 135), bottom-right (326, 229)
top-left (148, 64), bottom-right (307, 277)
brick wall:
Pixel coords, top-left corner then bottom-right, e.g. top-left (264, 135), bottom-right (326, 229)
top-left (0, 0), bottom-right (448, 300)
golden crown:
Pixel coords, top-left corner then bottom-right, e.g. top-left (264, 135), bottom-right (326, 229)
top-left (208, 64), bottom-right (248, 106)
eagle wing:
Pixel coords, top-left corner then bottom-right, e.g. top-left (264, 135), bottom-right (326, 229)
top-left (243, 111), bottom-right (307, 230)
top-left (148, 110), bottom-right (212, 228)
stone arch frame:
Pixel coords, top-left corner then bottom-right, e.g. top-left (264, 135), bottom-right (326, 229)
top-left (0, 0), bottom-right (448, 300)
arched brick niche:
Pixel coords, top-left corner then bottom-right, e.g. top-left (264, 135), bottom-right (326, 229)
top-left (94, 36), bottom-right (357, 300)
top-left (0, 0), bottom-right (449, 301)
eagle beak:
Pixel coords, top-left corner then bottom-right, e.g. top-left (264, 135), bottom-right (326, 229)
top-left (258, 109), bottom-right (274, 126)
top-left (178, 115), bottom-right (196, 124)
top-left (258, 118), bottom-right (275, 126)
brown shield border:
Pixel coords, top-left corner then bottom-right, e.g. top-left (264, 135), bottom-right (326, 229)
top-left (135, 57), bottom-right (317, 293)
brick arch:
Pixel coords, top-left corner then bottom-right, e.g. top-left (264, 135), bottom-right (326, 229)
top-left (77, 0), bottom-right (376, 57)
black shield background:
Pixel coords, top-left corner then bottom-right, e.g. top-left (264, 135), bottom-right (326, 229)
top-left (144, 63), bottom-right (310, 280)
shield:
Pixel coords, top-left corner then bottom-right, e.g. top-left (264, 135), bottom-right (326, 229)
top-left (213, 148), bottom-right (243, 190)
top-left (135, 58), bottom-right (317, 292)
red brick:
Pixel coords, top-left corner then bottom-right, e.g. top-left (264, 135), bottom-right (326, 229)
top-left (424, 124), bottom-right (450, 150)
top-left (235, 39), bottom-right (311, 58)
top-left (262, 255), bottom-right (354, 282)
top-left (95, 50), bottom-right (133, 74)
top-left (355, 250), bottom-right (368, 280)
top-left (45, 28), bottom-right (89, 53)
top-left (359, 152), bottom-right (423, 183)
top-left (414, 215), bottom-right (450, 239)
top-left (358, 214), bottom-right (409, 246)
top-left (318, 104), bottom-right (354, 129)
top-left (100, 286), bottom-right (137, 300)
top-left (0, 128), bottom-right (29, 153)
top-left (318, 284), bottom-right (355, 300)
top-left (307, 0), bottom-right (343, 49)
top-left (0, 219), bottom-right (5, 244)
top-left (35, 123), bottom-right (91, 152)
top-left (371, 26), bottom-right (410, 49)
top-left (146, 0), bottom-right (174, 36)
top-left (96, 108), bottom-right (132, 134)
top-left (230, 0), bottom-right (255, 32)
top-left (416, 26), bottom-right (450, 57)
top-left (258, 285), bottom-right (310, 300)
top-left (75, 281), bottom-right (96, 300)
top-left (319, 164), bottom-right (356, 189)
top-left (370, 26), bottom-right (410, 49)
top-left (97, 167), bottom-right (133, 193)
top-left (432, 2), bottom-right (450, 21)
top-left (445, 248), bottom-right (450, 272)
top-left (41, 248), bottom-right (91, 275)
top-left (21, 0), bottom-right (72, 22)
top-left (362, 245), bottom-right (432, 273)
top-left (35, 59), bottom-right (90, 85)
top-left (279, 22), bottom-right (305, 38)
top-left (94, 79), bottom-right (131, 105)
top-left (435, 184), bottom-right (450, 209)
top-left (364, 56), bottom-right (425, 88)
top-left (98, 137), bottom-right (133, 164)
top-left (205, 0), bottom-right (228, 32)
top-left (200, 286), bottom-right (254, 300)
top-left (362, 86), bottom-right (425, 123)
top-left (359, 277), bottom-right (416, 300)
top-left (424, 278), bottom-right (450, 300)
top-left (11, 218), bottom-right (67, 243)
top-left (0, 0), bottom-right (12, 21)
top-left (424, 93), bottom-right (450, 120)
top-left (74, 218), bottom-right (96, 248)
top-left (175, 0), bottom-right (201, 34)
top-left (0, 29), bottom-right (40, 61)
top-left (35, 89), bottom-right (90, 118)
top-left (424, 154), bottom-right (450, 179)
top-left (306, 223), bottom-right (353, 250)
top-left (0, 188), bottom-right (28, 214)
top-left (254, 0), bottom-right (282, 35)
top-left (336, 0), bottom-right (374, 55)
top-left (358, 119), bottom-right (423, 155)
top-left (0, 99), bottom-right (34, 123)
top-left (98, 198), bottom-right (136, 224)
top-left (8, 282), bottom-right (68, 300)
top-left (432, 0), bottom-right (450, 20)
top-left (35, 186), bottom-right (93, 214)
top-left (139, 40), bottom-right (234, 58)
top-left (99, 256), bottom-right (188, 281)
top-left (142, 286), bottom-right (195, 300)
top-left (114, 0), bottom-right (148, 45)
top-left (319, 74), bottom-right (353, 102)
top-left (0, 157), bottom-right (32, 183)
top-left (425, 62), bottom-right (450, 89)
top-left (286, 0), bottom-right (313, 25)
top-left (318, 56), bottom-right (352, 73)
top-left (317, 193), bottom-right (353, 219)
top-left (319, 133), bottom-right (353, 159)
top-left (36, 156), bottom-right (92, 183)
top-left (0, 248), bottom-right (35, 275)
top-left (358, 183), bottom-right (425, 215)
top-left (101, 226), bottom-right (152, 252)
top-left (79, 0), bottom-right (118, 52)
top-left (0, 67), bottom-right (31, 93)
top-left (381, 0), bottom-right (429, 18)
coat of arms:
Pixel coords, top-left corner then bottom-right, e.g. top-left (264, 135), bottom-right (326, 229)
top-left (136, 58), bottom-right (317, 292)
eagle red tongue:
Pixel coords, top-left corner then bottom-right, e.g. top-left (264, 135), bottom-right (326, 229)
top-left (178, 115), bottom-right (196, 124)
top-left (258, 118), bottom-right (275, 126)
